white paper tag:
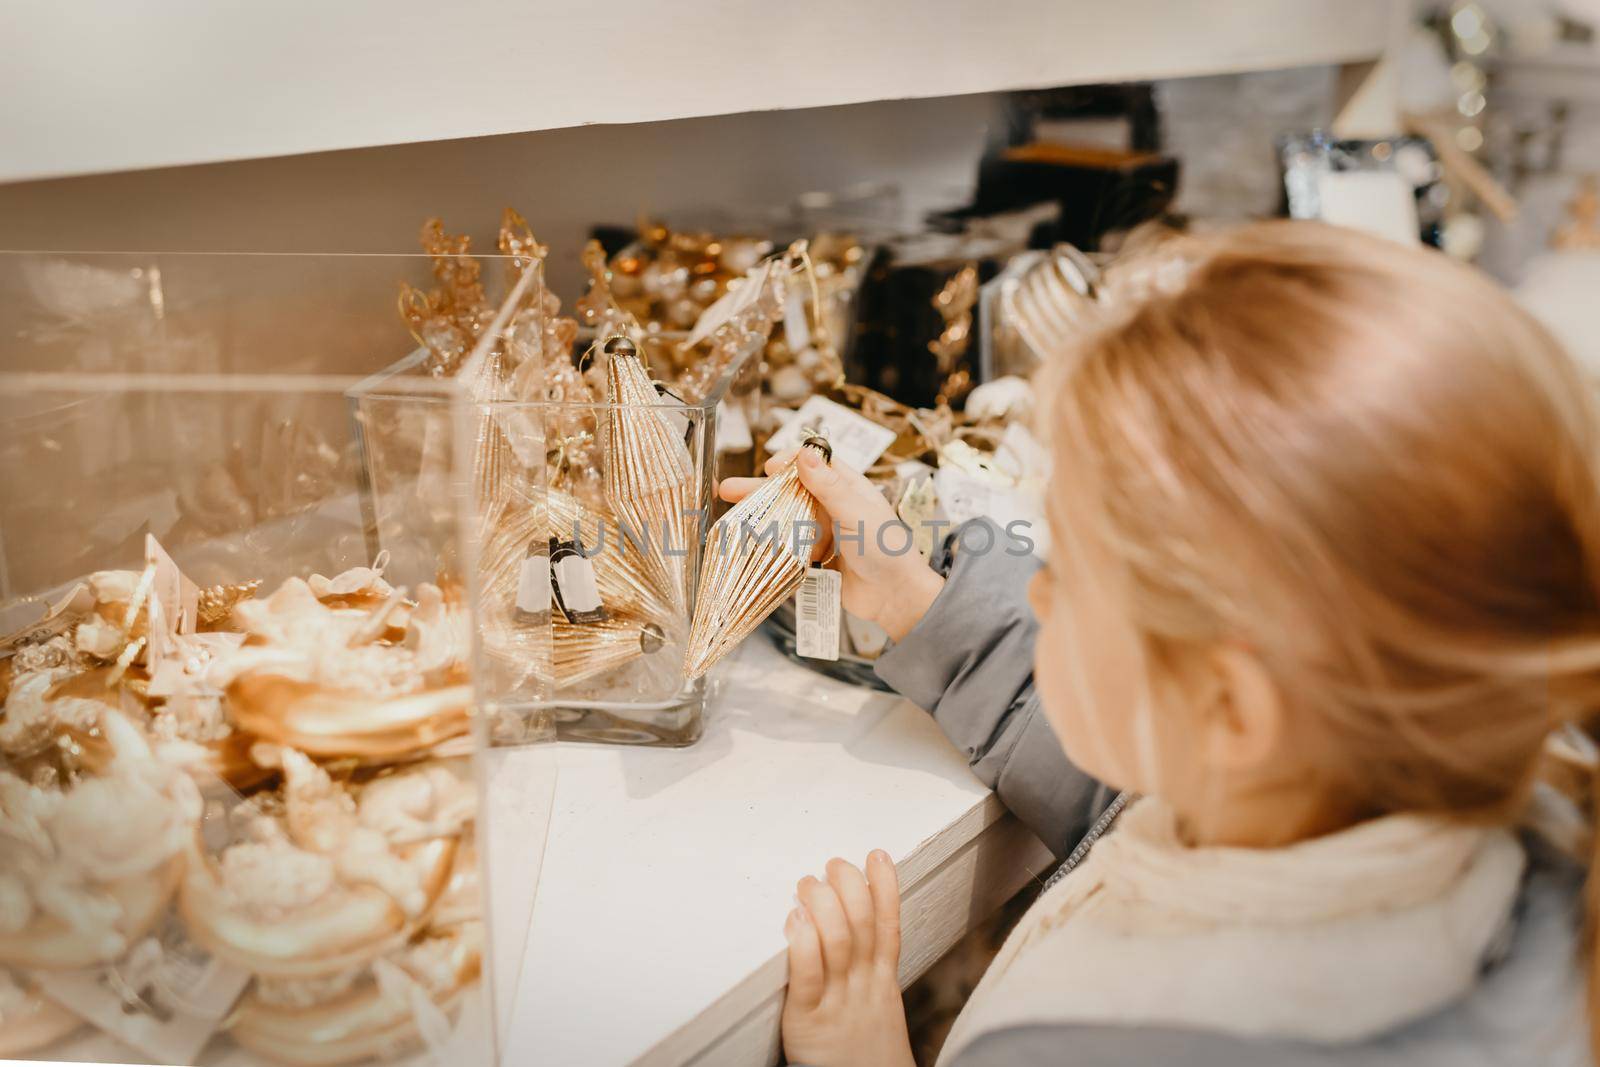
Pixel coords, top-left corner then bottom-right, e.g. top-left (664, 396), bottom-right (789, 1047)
top-left (932, 468), bottom-right (1048, 558)
top-left (514, 546), bottom-right (552, 620)
top-left (34, 918), bottom-right (252, 1065)
top-left (783, 286), bottom-right (812, 353)
top-left (896, 476), bottom-right (941, 561)
top-left (765, 396), bottom-right (898, 472)
top-left (794, 568), bottom-right (841, 661)
top-left (934, 466), bottom-right (1007, 529)
top-left (716, 399), bottom-right (754, 453)
top-left (1315, 171), bottom-right (1420, 245)
top-left (550, 541), bottom-right (606, 624)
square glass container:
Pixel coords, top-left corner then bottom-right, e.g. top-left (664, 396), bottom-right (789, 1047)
top-left (354, 262), bottom-right (720, 747)
top-left (0, 251), bottom-right (552, 1066)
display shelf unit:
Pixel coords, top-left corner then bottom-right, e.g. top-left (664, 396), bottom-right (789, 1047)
top-left (499, 637), bottom-right (1056, 1067)
top-left (3, 8), bottom-right (1408, 1065)
top-left (5, 0), bottom-right (1399, 183)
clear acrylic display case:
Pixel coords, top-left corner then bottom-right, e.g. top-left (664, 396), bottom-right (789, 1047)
top-left (0, 252), bottom-right (552, 1066)
top-left (353, 261), bottom-right (720, 748)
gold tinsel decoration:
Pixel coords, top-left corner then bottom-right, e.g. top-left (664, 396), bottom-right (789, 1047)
top-left (599, 336), bottom-right (697, 615)
top-left (684, 436), bottom-right (831, 678)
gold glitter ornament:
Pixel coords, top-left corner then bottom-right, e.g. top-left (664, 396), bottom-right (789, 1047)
top-left (684, 436), bottom-right (831, 678)
top-left (598, 336), bottom-right (697, 615)
top-left (197, 579), bottom-right (261, 627)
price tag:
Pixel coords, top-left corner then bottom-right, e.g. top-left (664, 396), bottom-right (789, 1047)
top-left (549, 538), bottom-right (607, 624)
top-left (783, 286), bottom-right (812, 353)
top-left (513, 542), bottom-right (552, 624)
top-left (765, 396), bottom-right (898, 472)
top-left (896, 475), bottom-right (940, 560)
top-left (794, 568), bottom-right (841, 661)
top-left (716, 399), bottom-right (754, 453)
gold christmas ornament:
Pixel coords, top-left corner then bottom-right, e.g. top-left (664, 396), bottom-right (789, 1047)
top-left (549, 617), bottom-right (668, 688)
top-left (477, 488), bottom-right (678, 689)
top-left (599, 336), bottom-right (697, 615)
top-left (543, 490), bottom-right (676, 632)
top-left (684, 436), bottom-right (831, 678)
top-left (197, 579), bottom-right (261, 627)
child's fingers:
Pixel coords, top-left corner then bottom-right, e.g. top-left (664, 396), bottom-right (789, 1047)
top-left (825, 857), bottom-right (875, 964)
top-left (797, 875), bottom-right (853, 977)
top-left (795, 447), bottom-right (893, 530)
top-left (866, 849), bottom-right (901, 968)
top-left (784, 907), bottom-right (825, 1010)
top-left (717, 477), bottom-right (763, 503)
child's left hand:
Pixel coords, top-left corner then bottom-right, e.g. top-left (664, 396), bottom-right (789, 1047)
top-left (780, 851), bottom-right (915, 1067)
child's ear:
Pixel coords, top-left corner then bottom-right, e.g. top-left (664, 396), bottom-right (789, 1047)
top-left (1199, 643), bottom-right (1284, 773)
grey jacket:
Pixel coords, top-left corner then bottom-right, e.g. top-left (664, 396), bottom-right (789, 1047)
top-left (870, 521), bottom-right (1590, 1067)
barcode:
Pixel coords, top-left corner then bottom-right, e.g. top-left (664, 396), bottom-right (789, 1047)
top-left (798, 584), bottom-right (820, 625)
top-left (794, 569), bottom-right (840, 662)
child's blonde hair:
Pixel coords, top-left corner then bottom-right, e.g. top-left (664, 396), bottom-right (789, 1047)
top-left (1049, 220), bottom-right (1600, 1051)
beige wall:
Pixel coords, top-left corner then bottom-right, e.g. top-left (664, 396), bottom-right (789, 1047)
top-left (0, 95), bottom-right (1003, 300)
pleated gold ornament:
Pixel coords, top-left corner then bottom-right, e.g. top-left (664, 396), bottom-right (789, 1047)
top-left (544, 490), bottom-right (677, 633)
top-left (477, 489), bottom-right (677, 689)
top-left (479, 490), bottom-right (674, 633)
top-left (599, 336), bottom-right (696, 615)
top-left (684, 437), bottom-right (831, 678)
top-left (550, 617), bottom-right (667, 688)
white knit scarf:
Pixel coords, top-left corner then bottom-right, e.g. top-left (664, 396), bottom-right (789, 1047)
top-left (937, 797), bottom-right (1526, 1065)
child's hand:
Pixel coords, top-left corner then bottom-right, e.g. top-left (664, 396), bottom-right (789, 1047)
top-left (718, 450), bottom-right (944, 642)
top-left (781, 851), bottom-right (915, 1067)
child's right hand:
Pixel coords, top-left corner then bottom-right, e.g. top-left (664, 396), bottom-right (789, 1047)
top-left (718, 447), bottom-right (944, 642)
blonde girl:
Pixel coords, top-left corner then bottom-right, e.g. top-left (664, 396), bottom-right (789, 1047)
top-left (720, 220), bottom-right (1600, 1067)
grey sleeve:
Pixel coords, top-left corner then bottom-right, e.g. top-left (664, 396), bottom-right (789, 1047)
top-left (874, 519), bottom-right (1108, 859)
top-left (950, 1024), bottom-right (1373, 1067)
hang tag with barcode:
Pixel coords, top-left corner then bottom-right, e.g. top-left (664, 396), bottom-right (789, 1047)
top-left (794, 567), bottom-right (841, 661)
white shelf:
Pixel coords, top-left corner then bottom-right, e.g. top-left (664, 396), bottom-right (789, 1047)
top-left (4, 0), bottom-right (1396, 184)
top-left (497, 637), bottom-right (1054, 1066)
